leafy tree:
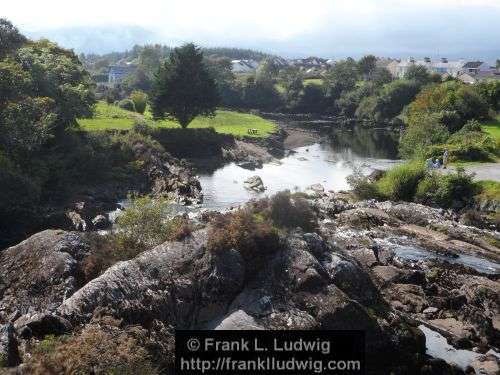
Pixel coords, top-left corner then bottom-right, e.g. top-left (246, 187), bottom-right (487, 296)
top-left (123, 67), bottom-right (153, 93)
top-left (326, 58), bottom-right (360, 98)
top-left (256, 58), bottom-right (280, 84)
top-left (399, 113), bottom-right (449, 158)
top-left (0, 18), bottom-right (26, 58)
top-left (371, 67), bottom-right (393, 87)
top-left (477, 80), bottom-right (500, 111)
top-left (358, 55), bottom-right (377, 79)
top-left (242, 79), bottom-right (283, 111)
top-left (407, 81), bottom-right (489, 132)
top-left (150, 43), bottom-right (220, 128)
top-left (130, 90), bottom-right (148, 114)
top-left (375, 80), bottom-right (421, 121)
top-left (295, 84), bottom-right (327, 114)
top-left (404, 65), bottom-right (432, 85)
top-left (279, 66), bottom-right (304, 108)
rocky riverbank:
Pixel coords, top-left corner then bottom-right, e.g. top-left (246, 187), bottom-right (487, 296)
top-left (0, 192), bottom-right (498, 373)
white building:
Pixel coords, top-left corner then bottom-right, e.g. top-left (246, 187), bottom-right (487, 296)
top-left (388, 58), bottom-right (467, 78)
top-left (231, 59), bottom-right (259, 73)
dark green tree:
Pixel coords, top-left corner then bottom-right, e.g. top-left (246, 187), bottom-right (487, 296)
top-left (0, 18), bottom-right (26, 58)
top-left (358, 55), bottom-right (377, 79)
top-left (404, 65), bottom-right (431, 85)
top-left (151, 43), bottom-right (219, 128)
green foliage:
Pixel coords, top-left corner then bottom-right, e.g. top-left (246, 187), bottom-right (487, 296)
top-left (403, 65), bottom-right (433, 85)
top-left (82, 195), bottom-right (192, 281)
top-left (376, 162), bottom-right (426, 201)
top-left (415, 169), bottom-right (477, 209)
top-left (326, 58), bottom-right (360, 97)
top-left (347, 168), bottom-right (383, 200)
top-left (118, 98), bottom-right (136, 112)
top-left (407, 81), bottom-right (489, 132)
top-left (206, 207), bottom-right (282, 277)
top-left (0, 18), bottom-right (26, 58)
top-left (129, 90), bottom-right (148, 114)
top-left (399, 113), bottom-right (449, 159)
top-left (358, 55), bottom-right (377, 79)
top-left (477, 80), bottom-right (500, 111)
top-left (27, 325), bottom-right (158, 375)
top-left (151, 43), bottom-right (220, 128)
top-left (268, 191), bottom-right (317, 232)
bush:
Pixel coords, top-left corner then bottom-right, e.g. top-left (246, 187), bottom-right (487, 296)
top-left (130, 90), bottom-right (148, 114)
top-left (206, 207), bottom-right (281, 280)
top-left (268, 191), bottom-right (317, 231)
top-left (81, 196), bottom-right (192, 282)
top-left (347, 168), bottom-right (383, 200)
top-left (27, 323), bottom-right (158, 375)
top-left (415, 169), bottom-right (477, 209)
top-left (376, 162), bottom-right (426, 201)
top-left (118, 98), bottom-right (136, 112)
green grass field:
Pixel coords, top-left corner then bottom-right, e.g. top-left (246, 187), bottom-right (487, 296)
top-left (78, 101), bottom-right (276, 138)
top-left (303, 78), bottom-right (324, 86)
top-left (476, 180), bottom-right (500, 201)
top-left (482, 114), bottom-right (500, 141)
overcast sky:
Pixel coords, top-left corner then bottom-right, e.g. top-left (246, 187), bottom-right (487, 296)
top-left (3, 0), bottom-right (500, 59)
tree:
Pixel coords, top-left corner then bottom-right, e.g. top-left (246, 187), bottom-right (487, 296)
top-left (256, 58), bottom-right (279, 84)
top-left (326, 58), bottom-right (360, 98)
top-left (130, 90), bottom-right (148, 114)
top-left (0, 19), bottom-right (26, 58)
top-left (371, 67), bottom-right (393, 87)
top-left (496, 59), bottom-right (500, 69)
top-left (399, 113), bottom-right (449, 158)
top-left (279, 66), bottom-right (304, 108)
top-left (407, 81), bottom-right (489, 132)
top-left (358, 55), bottom-right (377, 79)
top-left (150, 43), bottom-right (220, 128)
top-left (404, 65), bottom-right (431, 85)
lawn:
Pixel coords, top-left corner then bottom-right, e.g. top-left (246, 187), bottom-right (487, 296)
top-left (303, 78), bottom-right (324, 86)
top-left (476, 180), bottom-right (500, 201)
top-left (78, 101), bottom-right (276, 138)
top-left (482, 114), bottom-right (500, 141)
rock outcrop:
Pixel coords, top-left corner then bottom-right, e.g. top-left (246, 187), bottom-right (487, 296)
top-left (0, 230), bottom-right (89, 320)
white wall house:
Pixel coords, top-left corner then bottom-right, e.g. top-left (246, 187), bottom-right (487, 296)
top-left (388, 58), bottom-right (467, 78)
top-left (231, 59), bottom-right (259, 73)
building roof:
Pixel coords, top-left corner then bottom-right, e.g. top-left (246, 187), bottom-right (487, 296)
top-left (463, 61), bottom-right (483, 69)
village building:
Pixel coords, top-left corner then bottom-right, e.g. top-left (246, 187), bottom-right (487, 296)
top-left (231, 59), bottom-right (259, 73)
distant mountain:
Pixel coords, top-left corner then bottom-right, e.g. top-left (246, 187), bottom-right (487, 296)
top-left (25, 25), bottom-right (166, 54)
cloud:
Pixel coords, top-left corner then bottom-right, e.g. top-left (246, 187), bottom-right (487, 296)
top-left (4, 0), bottom-right (500, 58)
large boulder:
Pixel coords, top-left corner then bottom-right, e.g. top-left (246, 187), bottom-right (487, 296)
top-left (0, 323), bottom-right (20, 367)
top-left (0, 230), bottom-right (89, 319)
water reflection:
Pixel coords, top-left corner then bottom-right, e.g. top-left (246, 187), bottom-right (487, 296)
top-left (195, 132), bottom-right (401, 211)
top-left (329, 127), bottom-right (400, 159)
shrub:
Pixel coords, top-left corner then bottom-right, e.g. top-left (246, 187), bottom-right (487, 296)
top-left (81, 196), bottom-right (192, 282)
top-left (415, 169), bottom-right (477, 209)
top-left (206, 208), bottom-right (281, 277)
top-left (347, 168), bottom-right (383, 200)
top-left (268, 191), bottom-right (317, 231)
top-left (376, 162), bottom-right (426, 201)
top-left (130, 90), bottom-right (148, 114)
top-left (118, 98), bottom-right (136, 112)
top-left (27, 324), bottom-right (158, 375)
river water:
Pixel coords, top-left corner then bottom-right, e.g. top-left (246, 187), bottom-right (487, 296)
top-left (190, 127), bottom-right (401, 212)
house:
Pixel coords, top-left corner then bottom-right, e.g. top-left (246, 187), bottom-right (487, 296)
top-left (461, 61), bottom-right (491, 75)
top-left (231, 59), bottom-right (259, 73)
top-left (458, 70), bottom-right (500, 84)
top-left (387, 58), bottom-right (496, 79)
top-left (108, 65), bottom-right (136, 85)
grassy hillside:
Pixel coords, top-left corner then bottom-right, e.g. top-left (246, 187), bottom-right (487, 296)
top-left (78, 101), bottom-right (276, 138)
top-left (482, 114), bottom-right (500, 141)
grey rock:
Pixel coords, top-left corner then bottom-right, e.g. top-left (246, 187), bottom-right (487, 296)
top-left (0, 230), bottom-right (89, 318)
top-left (0, 323), bottom-right (20, 367)
top-left (244, 176), bottom-right (266, 192)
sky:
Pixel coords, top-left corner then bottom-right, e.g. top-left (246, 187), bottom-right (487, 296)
top-left (3, 0), bottom-right (500, 59)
